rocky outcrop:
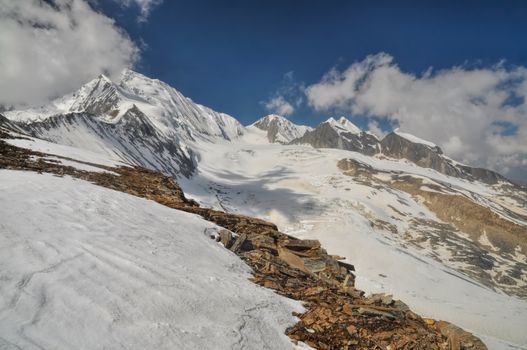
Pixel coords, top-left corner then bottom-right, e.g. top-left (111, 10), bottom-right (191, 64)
top-left (17, 108), bottom-right (197, 178)
top-left (290, 117), bottom-right (380, 155)
top-left (380, 132), bottom-right (506, 184)
top-left (338, 158), bottom-right (527, 299)
top-left (0, 114), bottom-right (24, 133)
top-left (380, 132), bottom-right (462, 177)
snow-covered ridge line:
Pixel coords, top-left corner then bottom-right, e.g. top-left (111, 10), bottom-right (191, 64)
top-left (5, 69), bottom-right (244, 142)
top-left (393, 128), bottom-right (437, 148)
top-left (325, 116), bottom-right (362, 135)
top-left (3, 70), bottom-right (247, 178)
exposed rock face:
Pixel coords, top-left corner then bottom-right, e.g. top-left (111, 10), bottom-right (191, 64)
top-left (0, 114), bottom-right (22, 132)
top-left (381, 132), bottom-right (461, 176)
top-left (380, 132), bottom-right (506, 184)
top-left (338, 158), bottom-right (527, 299)
top-left (19, 108), bottom-right (197, 178)
top-left (251, 114), bottom-right (312, 143)
top-left (69, 74), bottom-right (122, 117)
top-left (290, 117), bottom-right (380, 155)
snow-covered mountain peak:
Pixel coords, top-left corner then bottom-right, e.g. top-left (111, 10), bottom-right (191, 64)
top-left (250, 114), bottom-right (312, 143)
top-left (4, 69), bottom-right (246, 178)
top-left (325, 116), bottom-right (362, 135)
top-left (6, 69), bottom-right (244, 141)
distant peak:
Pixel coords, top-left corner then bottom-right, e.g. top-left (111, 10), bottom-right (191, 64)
top-left (325, 116), bottom-right (361, 134)
top-left (263, 114), bottom-right (286, 121)
top-left (252, 114), bottom-right (287, 127)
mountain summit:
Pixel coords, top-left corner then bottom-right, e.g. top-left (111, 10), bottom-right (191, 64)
top-left (250, 114), bottom-right (312, 143)
top-left (5, 70), bottom-right (244, 177)
top-left (290, 116), bottom-right (380, 155)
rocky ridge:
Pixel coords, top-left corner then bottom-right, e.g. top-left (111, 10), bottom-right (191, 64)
top-left (0, 126), bottom-right (486, 350)
top-left (290, 117), bottom-right (380, 156)
top-left (380, 131), bottom-right (505, 185)
top-left (287, 117), bottom-right (510, 185)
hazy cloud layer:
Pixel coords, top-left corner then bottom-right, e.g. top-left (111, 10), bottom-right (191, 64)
top-left (306, 53), bottom-right (527, 179)
top-left (0, 0), bottom-right (139, 108)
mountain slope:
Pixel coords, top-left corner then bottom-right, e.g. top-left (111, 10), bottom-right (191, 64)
top-left (3, 128), bottom-right (490, 350)
top-left (2, 67), bottom-right (526, 349)
top-left (181, 135), bottom-right (527, 349)
top-left (290, 117), bottom-right (380, 155)
top-left (381, 130), bottom-right (506, 184)
top-left (250, 114), bottom-right (312, 144)
top-left (0, 170), bottom-right (303, 350)
top-left (5, 70), bottom-right (244, 177)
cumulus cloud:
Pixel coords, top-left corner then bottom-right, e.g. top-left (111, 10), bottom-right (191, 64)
top-left (0, 0), bottom-right (139, 108)
top-left (367, 120), bottom-right (388, 139)
top-left (306, 53), bottom-right (527, 180)
top-left (264, 96), bottom-right (295, 116)
top-left (262, 71), bottom-right (305, 117)
top-left (115, 0), bottom-right (163, 22)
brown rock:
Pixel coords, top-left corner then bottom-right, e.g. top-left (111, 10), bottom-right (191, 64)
top-left (229, 233), bottom-right (247, 253)
top-left (346, 324), bottom-right (357, 336)
top-left (218, 229), bottom-right (233, 248)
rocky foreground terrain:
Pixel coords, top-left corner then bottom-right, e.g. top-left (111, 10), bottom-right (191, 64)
top-left (0, 126), bottom-right (487, 350)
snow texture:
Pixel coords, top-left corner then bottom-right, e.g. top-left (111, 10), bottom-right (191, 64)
top-left (0, 170), bottom-right (305, 350)
top-left (181, 129), bottom-right (527, 350)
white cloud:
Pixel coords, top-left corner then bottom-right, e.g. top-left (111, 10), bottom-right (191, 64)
top-left (367, 120), bottom-right (387, 139)
top-left (306, 53), bottom-right (527, 180)
top-left (262, 71), bottom-right (305, 117)
top-left (0, 0), bottom-right (139, 108)
top-left (115, 0), bottom-right (163, 22)
top-left (264, 96), bottom-right (295, 116)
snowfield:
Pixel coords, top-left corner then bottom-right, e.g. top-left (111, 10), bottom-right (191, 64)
top-left (180, 128), bottom-right (527, 350)
top-left (0, 170), bottom-right (305, 350)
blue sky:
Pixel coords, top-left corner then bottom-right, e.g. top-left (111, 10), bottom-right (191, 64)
top-left (99, 0), bottom-right (527, 128)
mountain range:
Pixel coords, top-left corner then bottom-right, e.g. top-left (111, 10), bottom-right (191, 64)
top-left (2, 70), bottom-right (526, 349)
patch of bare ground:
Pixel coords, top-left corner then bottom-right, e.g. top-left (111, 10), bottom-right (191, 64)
top-left (0, 129), bottom-right (486, 349)
top-left (338, 158), bottom-right (527, 299)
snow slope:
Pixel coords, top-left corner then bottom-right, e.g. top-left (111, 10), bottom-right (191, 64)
top-left (0, 170), bottom-right (305, 350)
top-left (180, 130), bottom-right (527, 350)
top-left (5, 133), bottom-right (126, 168)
